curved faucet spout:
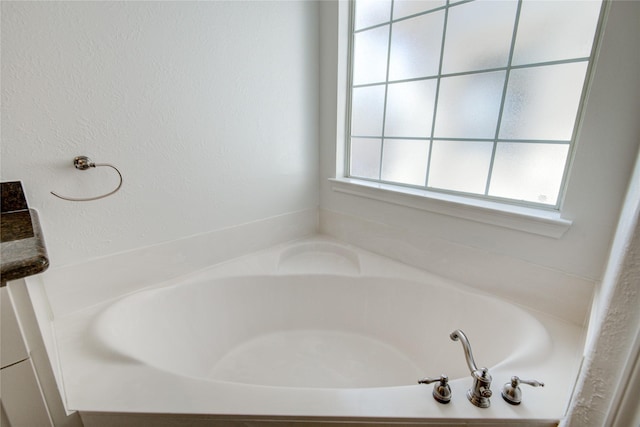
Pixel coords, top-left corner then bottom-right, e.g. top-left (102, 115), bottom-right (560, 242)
top-left (450, 329), bottom-right (478, 373)
top-left (450, 329), bottom-right (492, 408)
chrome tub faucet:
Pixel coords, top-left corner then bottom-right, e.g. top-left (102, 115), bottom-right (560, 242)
top-left (450, 329), bottom-right (493, 408)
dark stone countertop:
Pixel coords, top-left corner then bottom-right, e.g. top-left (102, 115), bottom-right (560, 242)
top-left (1, 181), bottom-right (29, 213)
top-left (1, 209), bottom-right (49, 285)
top-left (1, 181), bottom-right (49, 286)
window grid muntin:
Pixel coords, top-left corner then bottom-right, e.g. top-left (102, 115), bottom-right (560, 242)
top-left (347, 0), bottom-right (603, 210)
top-left (352, 57), bottom-right (593, 91)
top-left (376, 10), bottom-right (393, 181)
top-left (484, 0), bottom-right (523, 195)
top-left (353, 0), bottom-right (471, 34)
top-left (424, 1), bottom-right (449, 189)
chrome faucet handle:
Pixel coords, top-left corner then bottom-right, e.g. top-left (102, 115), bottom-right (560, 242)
top-left (501, 376), bottom-right (545, 405)
top-left (418, 375), bottom-right (451, 404)
top-left (477, 369), bottom-right (493, 397)
top-left (467, 366), bottom-right (492, 408)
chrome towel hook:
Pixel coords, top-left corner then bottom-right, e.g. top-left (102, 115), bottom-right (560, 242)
top-left (51, 156), bottom-right (123, 202)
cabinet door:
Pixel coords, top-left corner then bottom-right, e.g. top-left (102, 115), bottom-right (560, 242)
top-left (1, 287), bottom-right (29, 368)
top-left (0, 358), bottom-right (53, 427)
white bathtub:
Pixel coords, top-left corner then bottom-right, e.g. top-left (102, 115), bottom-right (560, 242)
top-left (40, 237), bottom-right (585, 426)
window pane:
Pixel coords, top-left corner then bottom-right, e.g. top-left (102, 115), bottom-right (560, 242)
top-left (353, 26), bottom-right (389, 85)
top-left (500, 62), bottom-right (587, 141)
top-left (489, 142), bottom-right (569, 205)
top-left (393, 0), bottom-right (445, 19)
top-left (388, 11), bottom-right (444, 80)
top-left (354, 0), bottom-right (392, 30)
top-left (350, 138), bottom-right (382, 179)
top-left (384, 80), bottom-right (437, 137)
top-left (381, 139), bottom-right (430, 186)
top-left (428, 140), bottom-right (493, 194)
top-left (351, 86), bottom-right (386, 136)
top-left (513, 0), bottom-right (602, 66)
top-left (441, 0), bottom-right (517, 74)
top-left (348, 0), bottom-right (601, 208)
top-left (434, 71), bottom-right (505, 139)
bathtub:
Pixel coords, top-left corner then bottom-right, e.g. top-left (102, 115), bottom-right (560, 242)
top-left (36, 237), bottom-right (585, 426)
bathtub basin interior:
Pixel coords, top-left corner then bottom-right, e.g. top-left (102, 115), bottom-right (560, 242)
top-left (93, 272), bottom-right (552, 389)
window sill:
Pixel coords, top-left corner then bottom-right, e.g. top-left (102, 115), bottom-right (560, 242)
top-left (329, 178), bottom-right (572, 238)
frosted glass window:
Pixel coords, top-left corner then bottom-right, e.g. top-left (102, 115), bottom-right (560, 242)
top-left (393, 0), bottom-right (445, 19)
top-left (351, 86), bottom-right (386, 137)
top-left (388, 11), bottom-right (444, 80)
top-left (384, 80), bottom-right (437, 137)
top-left (347, 0), bottom-right (602, 207)
top-left (500, 62), bottom-right (588, 141)
top-left (354, 0), bottom-right (391, 30)
top-left (434, 71), bottom-right (505, 139)
top-left (350, 138), bottom-right (382, 179)
top-left (353, 26), bottom-right (390, 85)
top-left (489, 143), bottom-right (570, 205)
top-left (381, 139), bottom-right (430, 186)
top-left (428, 140), bottom-right (493, 194)
top-left (513, 0), bottom-right (602, 66)
top-left (441, 0), bottom-right (517, 74)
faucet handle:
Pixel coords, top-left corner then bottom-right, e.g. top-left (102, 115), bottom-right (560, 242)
top-left (480, 386), bottom-right (492, 398)
top-left (418, 375), bottom-right (451, 404)
top-left (501, 376), bottom-right (544, 405)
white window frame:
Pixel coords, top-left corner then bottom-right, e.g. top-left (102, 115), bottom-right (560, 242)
top-left (331, 0), bottom-right (608, 238)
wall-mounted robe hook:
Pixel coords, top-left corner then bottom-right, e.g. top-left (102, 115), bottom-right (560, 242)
top-left (51, 156), bottom-right (123, 202)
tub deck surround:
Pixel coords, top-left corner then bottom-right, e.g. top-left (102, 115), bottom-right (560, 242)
top-left (30, 236), bottom-right (586, 425)
top-left (28, 236), bottom-right (584, 426)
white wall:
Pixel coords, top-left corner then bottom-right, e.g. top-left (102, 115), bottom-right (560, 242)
top-left (1, 1), bottom-right (320, 267)
top-left (318, 0), bottom-right (640, 324)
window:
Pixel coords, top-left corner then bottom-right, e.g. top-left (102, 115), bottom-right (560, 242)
top-left (347, 0), bottom-right (603, 208)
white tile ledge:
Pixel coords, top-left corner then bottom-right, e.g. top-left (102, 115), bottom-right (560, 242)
top-left (329, 178), bottom-right (572, 239)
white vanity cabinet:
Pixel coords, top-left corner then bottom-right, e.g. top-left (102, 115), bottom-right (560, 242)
top-left (1, 286), bottom-right (53, 427)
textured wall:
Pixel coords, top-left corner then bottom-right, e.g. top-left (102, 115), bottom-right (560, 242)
top-left (1, 1), bottom-right (319, 267)
top-left (562, 148), bottom-right (640, 426)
